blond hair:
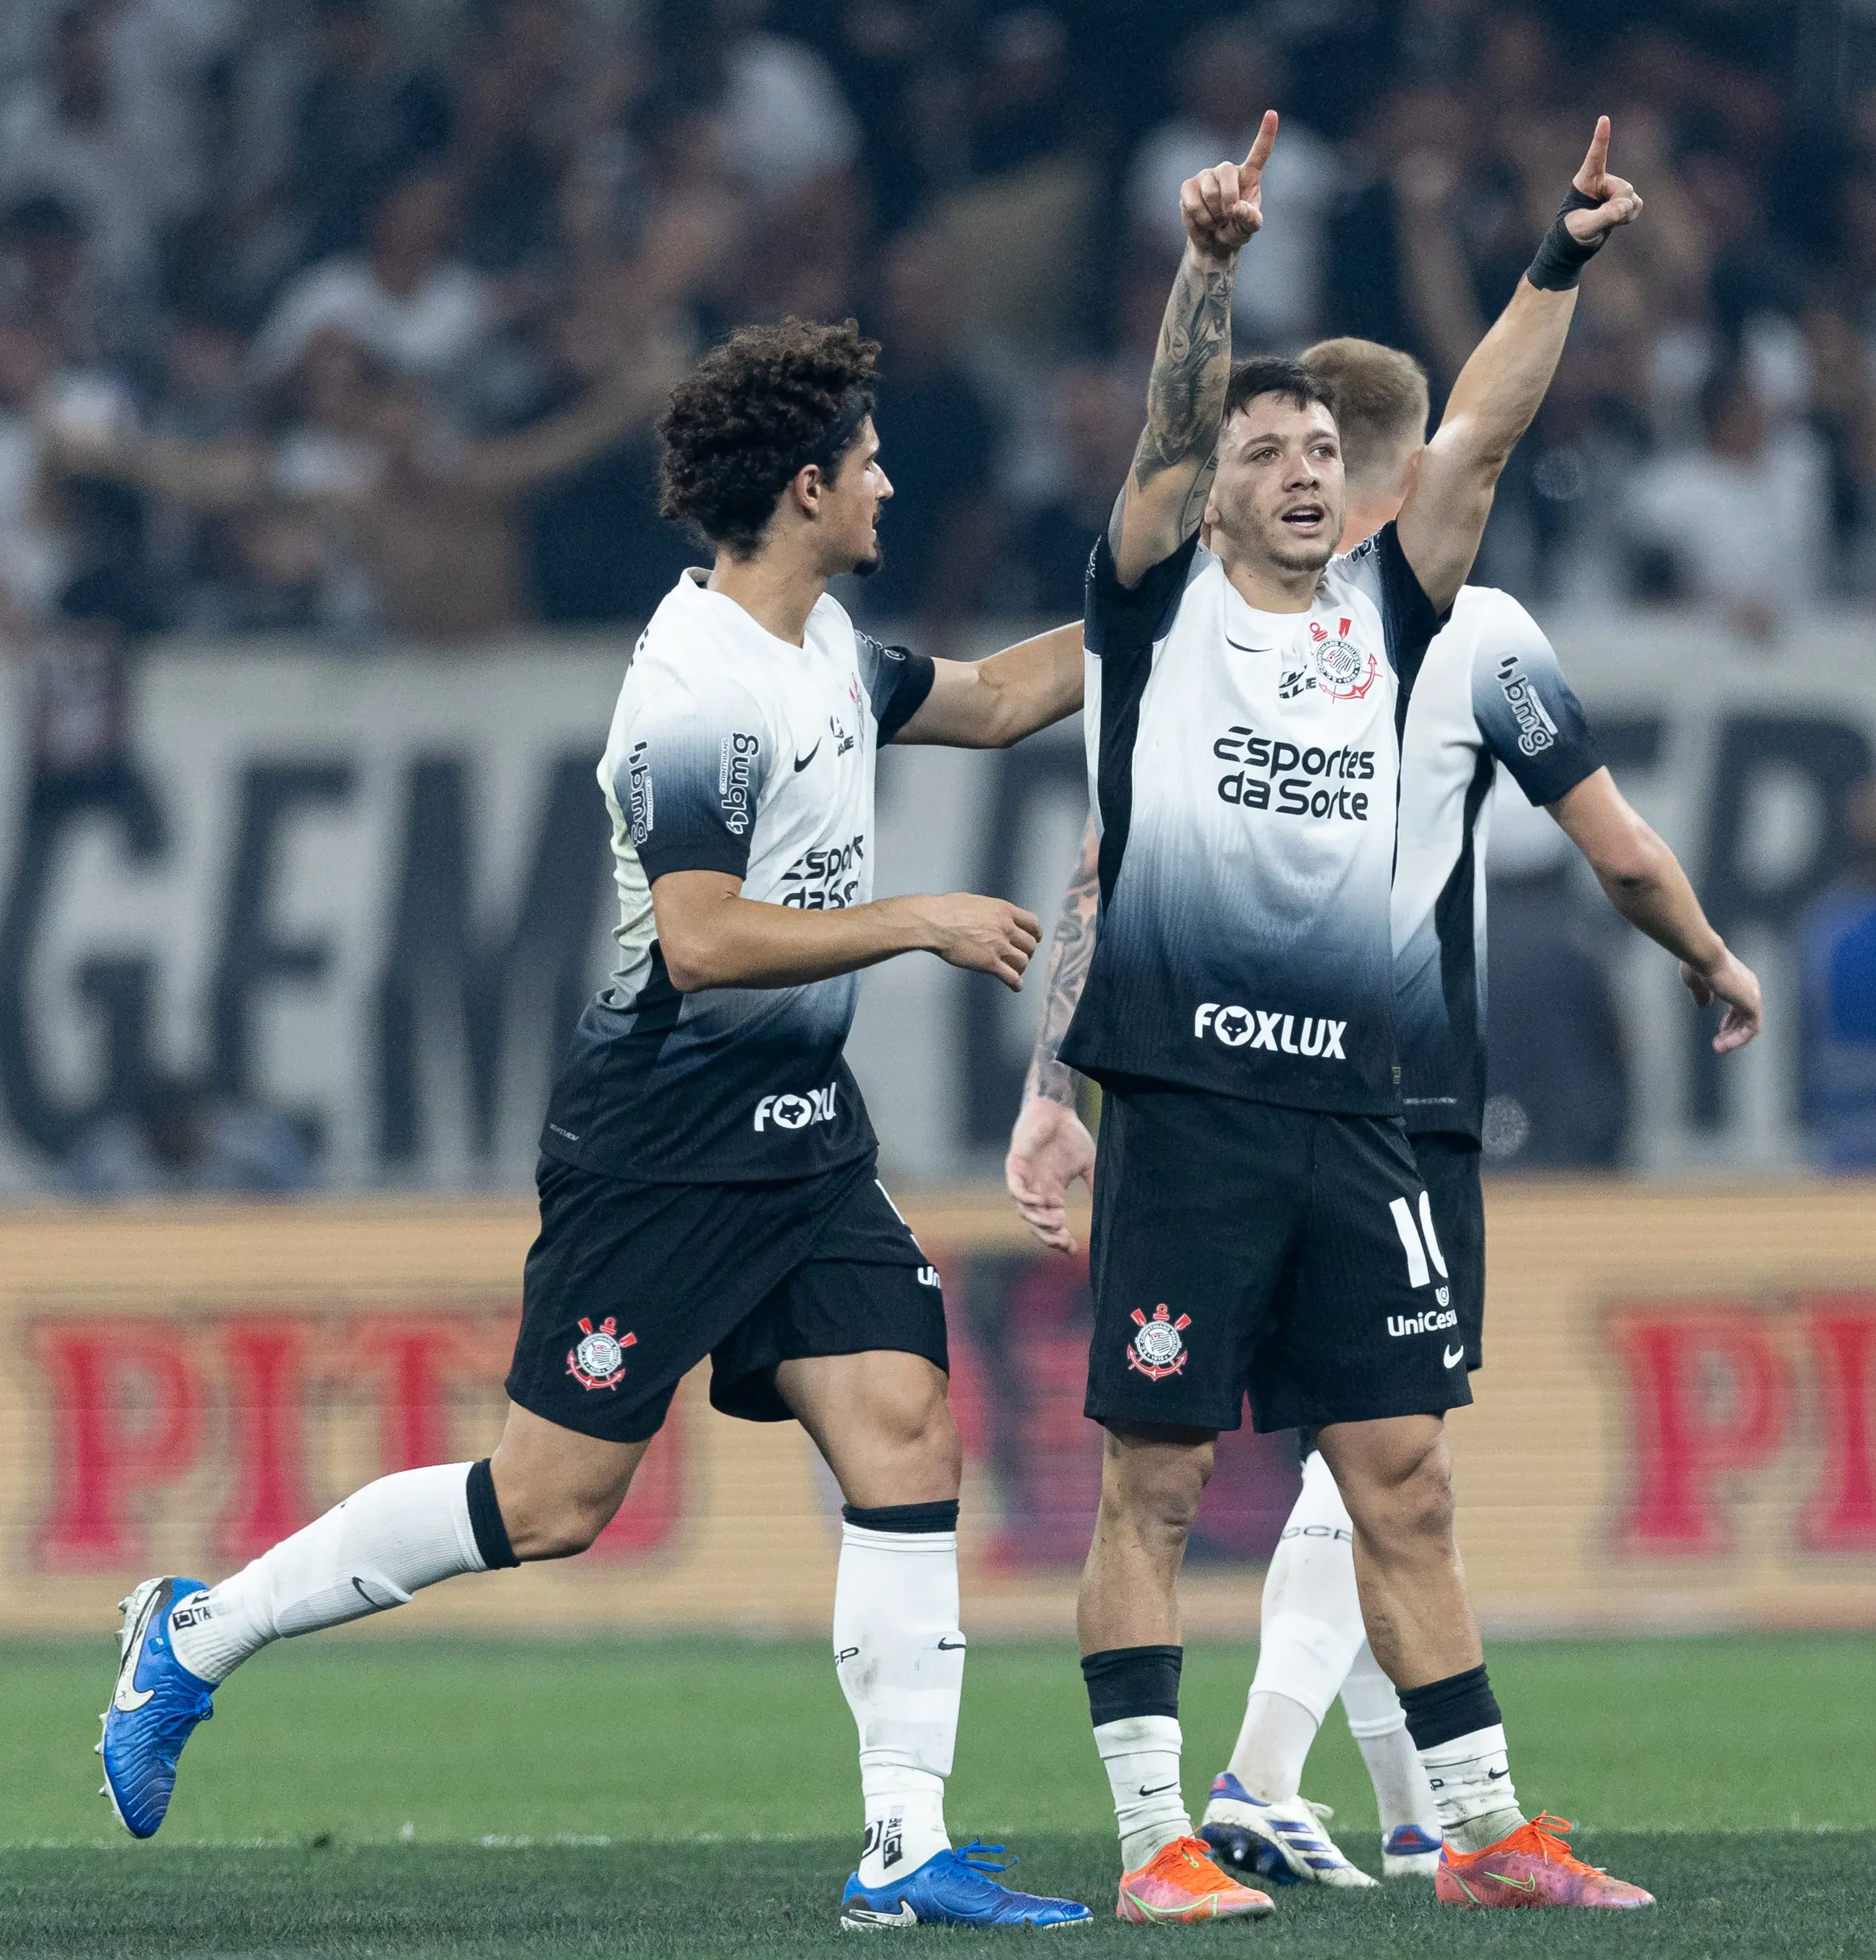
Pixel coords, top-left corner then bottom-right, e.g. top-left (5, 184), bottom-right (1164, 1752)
top-left (1299, 337), bottom-right (1429, 493)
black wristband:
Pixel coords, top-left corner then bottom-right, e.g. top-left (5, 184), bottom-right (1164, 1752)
top-left (1525, 186), bottom-right (1606, 291)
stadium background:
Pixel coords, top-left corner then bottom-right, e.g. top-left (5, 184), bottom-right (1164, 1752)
top-left (0, 1), bottom-right (1873, 1953)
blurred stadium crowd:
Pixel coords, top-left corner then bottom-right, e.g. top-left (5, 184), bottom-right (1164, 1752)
top-left (1, 0), bottom-right (1873, 655)
top-left (6, 0), bottom-right (1876, 1195)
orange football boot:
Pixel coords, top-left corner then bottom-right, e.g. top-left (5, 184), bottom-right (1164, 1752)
top-left (1435, 1813), bottom-right (1654, 1908)
top-left (1116, 1835), bottom-right (1276, 1923)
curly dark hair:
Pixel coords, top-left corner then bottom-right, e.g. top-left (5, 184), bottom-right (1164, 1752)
top-left (656, 318), bottom-right (881, 557)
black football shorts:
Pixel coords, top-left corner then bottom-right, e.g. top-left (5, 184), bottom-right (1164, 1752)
top-left (1412, 1132), bottom-right (1485, 1371)
top-left (1084, 1081), bottom-right (1474, 1435)
top-left (505, 1152), bottom-right (948, 1444)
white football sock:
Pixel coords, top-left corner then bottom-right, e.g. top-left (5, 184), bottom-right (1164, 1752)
top-left (1419, 1723), bottom-right (1523, 1854)
top-left (1339, 1641), bottom-right (1440, 1837)
top-left (1095, 1716), bottom-right (1191, 1870)
top-left (1227, 1691), bottom-right (1319, 1803)
top-left (833, 1522), bottom-right (961, 1889)
top-left (167, 1463), bottom-right (487, 1683)
top-left (1228, 1448), bottom-right (1367, 1797)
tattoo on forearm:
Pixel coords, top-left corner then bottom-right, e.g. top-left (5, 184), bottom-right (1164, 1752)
top-left (1025, 827), bottom-right (1101, 1106)
top-left (1133, 257), bottom-right (1234, 493)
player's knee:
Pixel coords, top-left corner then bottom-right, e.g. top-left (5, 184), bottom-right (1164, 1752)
top-left (1395, 1450), bottom-right (1455, 1545)
top-left (1357, 1443), bottom-right (1455, 1551)
top-left (1101, 1433), bottom-right (1212, 1548)
top-left (498, 1475), bottom-right (632, 1560)
top-left (874, 1379), bottom-right (962, 1488)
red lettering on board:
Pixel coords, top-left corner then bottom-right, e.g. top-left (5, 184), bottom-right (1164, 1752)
top-left (215, 1319), bottom-right (312, 1563)
top-left (1606, 1306), bottom-right (1788, 1552)
top-left (35, 1324), bottom-right (201, 1568)
top-left (1802, 1297), bottom-right (1876, 1550)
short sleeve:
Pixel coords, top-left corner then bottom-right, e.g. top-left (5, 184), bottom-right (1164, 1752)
top-left (1470, 598), bottom-right (1603, 806)
top-left (616, 676), bottom-right (774, 883)
top-left (1336, 521), bottom-right (1443, 686)
top-left (1085, 529), bottom-right (1203, 661)
top-left (857, 630), bottom-right (936, 742)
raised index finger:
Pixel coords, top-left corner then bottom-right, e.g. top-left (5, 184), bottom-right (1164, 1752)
top-left (1576, 113), bottom-right (1611, 192)
top-left (1244, 107), bottom-right (1279, 175)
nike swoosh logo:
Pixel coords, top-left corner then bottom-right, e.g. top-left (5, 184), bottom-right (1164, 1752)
top-left (1444, 1345), bottom-right (1465, 1369)
top-left (1138, 1780), bottom-right (1179, 1797)
top-left (1223, 635), bottom-right (1275, 655)
top-left (936, 1638), bottom-right (965, 1651)
top-left (1122, 1886), bottom-right (1221, 1921)
top-left (845, 1903), bottom-right (917, 1927)
top-left (1491, 1872), bottom-right (1538, 1892)
top-left (1486, 1767), bottom-right (1509, 1780)
top-left (793, 742), bottom-right (820, 772)
top-left (112, 1584), bottom-right (166, 1712)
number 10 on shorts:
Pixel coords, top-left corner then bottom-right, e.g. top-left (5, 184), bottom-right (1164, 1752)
top-left (1389, 1194), bottom-right (1449, 1293)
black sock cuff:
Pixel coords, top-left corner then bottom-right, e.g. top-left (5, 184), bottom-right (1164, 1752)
top-left (466, 1459), bottom-right (520, 1569)
top-left (841, 1499), bottom-right (960, 1534)
top-left (1399, 1663), bottom-right (1501, 1750)
top-left (1081, 1644), bottom-right (1184, 1727)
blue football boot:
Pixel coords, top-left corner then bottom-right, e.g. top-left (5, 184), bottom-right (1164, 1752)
top-left (839, 1840), bottom-right (1092, 1929)
top-left (98, 1576), bottom-right (216, 1838)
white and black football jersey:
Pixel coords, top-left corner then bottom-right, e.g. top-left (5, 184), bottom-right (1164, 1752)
top-left (1391, 587), bottom-right (1602, 1141)
top-left (1059, 524), bottom-right (1441, 1115)
top-left (540, 568), bottom-right (933, 1182)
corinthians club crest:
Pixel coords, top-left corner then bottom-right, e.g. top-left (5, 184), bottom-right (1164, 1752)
top-left (567, 1315), bottom-right (636, 1392)
top-left (1306, 616), bottom-right (1377, 701)
top-left (1127, 1303), bottom-right (1191, 1381)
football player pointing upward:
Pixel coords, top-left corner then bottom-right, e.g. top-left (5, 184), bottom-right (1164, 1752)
top-left (101, 319), bottom-right (1094, 1933)
top-left (1011, 335), bottom-right (1762, 1893)
top-left (1056, 114), bottom-right (1656, 1919)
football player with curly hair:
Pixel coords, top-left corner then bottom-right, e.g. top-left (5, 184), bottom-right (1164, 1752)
top-left (101, 314), bottom-right (1092, 1933)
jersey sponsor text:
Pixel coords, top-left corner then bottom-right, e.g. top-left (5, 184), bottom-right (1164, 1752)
top-left (1193, 1002), bottom-right (1348, 1058)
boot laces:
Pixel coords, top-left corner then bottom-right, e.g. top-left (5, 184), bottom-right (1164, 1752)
top-left (1167, 1837), bottom-right (1240, 1891)
top-left (1525, 1813), bottom-right (1603, 1874)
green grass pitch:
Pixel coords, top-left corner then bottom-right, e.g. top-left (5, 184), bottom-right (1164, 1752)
top-left (2, 1631), bottom-right (1871, 1957)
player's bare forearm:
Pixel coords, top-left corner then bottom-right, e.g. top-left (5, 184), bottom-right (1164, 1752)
top-left (892, 623), bottom-right (1084, 748)
top-left (1398, 116), bottom-right (1641, 612)
top-left (656, 878), bottom-right (933, 990)
top-left (1110, 245), bottom-right (1236, 585)
top-left (1024, 815), bottom-right (1101, 1106)
top-left (1398, 279), bottom-right (1579, 611)
top-left (1551, 769), bottom-right (1761, 1048)
top-left (1110, 114), bottom-right (1279, 587)
top-left (653, 871), bottom-right (1041, 994)
top-left (1551, 771), bottom-right (1715, 966)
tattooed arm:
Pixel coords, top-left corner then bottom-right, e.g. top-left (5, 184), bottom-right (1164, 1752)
top-left (1005, 817), bottom-right (1101, 1254)
top-left (1111, 110), bottom-right (1279, 588)
top-left (1024, 815), bottom-right (1101, 1106)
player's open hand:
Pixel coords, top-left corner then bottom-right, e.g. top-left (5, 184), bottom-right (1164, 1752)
top-left (1181, 110), bottom-right (1278, 263)
top-left (1681, 946), bottom-right (1762, 1053)
top-left (1005, 1096), bottom-right (1097, 1255)
top-left (1566, 116), bottom-right (1643, 242)
top-left (922, 893), bottom-right (1041, 991)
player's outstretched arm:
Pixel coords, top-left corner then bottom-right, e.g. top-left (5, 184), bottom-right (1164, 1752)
top-left (892, 621), bottom-right (1084, 748)
top-left (1397, 116), bottom-right (1642, 613)
top-left (652, 869), bottom-right (1041, 994)
top-left (1005, 815), bottom-right (1099, 1252)
top-left (1550, 768), bottom-right (1762, 1053)
top-left (1110, 110), bottom-right (1278, 589)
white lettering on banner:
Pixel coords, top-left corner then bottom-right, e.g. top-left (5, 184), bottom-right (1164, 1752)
top-left (0, 629), bottom-right (1858, 1193)
top-left (1193, 1003), bottom-right (1346, 1059)
top-left (754, 1085), bottom-right (839, 1133)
